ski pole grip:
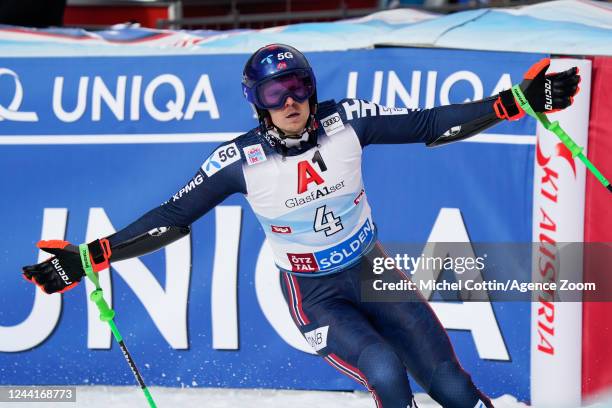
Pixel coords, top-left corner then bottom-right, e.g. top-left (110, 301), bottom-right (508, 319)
top-left (90, 289), bottom-right (115, 321)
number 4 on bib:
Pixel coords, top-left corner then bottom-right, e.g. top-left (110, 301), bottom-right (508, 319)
top-left (314, 205), bottom-right (343, 236)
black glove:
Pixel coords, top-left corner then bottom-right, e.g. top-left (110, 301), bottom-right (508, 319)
top-left (494, 58), bottom-right (581, 121)
top-left (22, 239), bottom-right (111, 294)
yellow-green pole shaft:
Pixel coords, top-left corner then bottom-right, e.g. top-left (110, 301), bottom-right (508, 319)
top-left (79, 245), bottom-right (157, 408)
top-left (512, 85), bottom-right (611, 193)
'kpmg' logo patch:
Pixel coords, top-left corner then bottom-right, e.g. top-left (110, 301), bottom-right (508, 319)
top-left (243, 144), bottom-right (267, 165)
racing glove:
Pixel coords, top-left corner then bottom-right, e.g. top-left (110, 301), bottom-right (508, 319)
top-left (494, 58), bottom-right (581, 121)
top-left (22, 239), bottom-right (111, 294)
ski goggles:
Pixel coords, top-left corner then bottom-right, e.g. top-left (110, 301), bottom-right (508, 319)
top-left (255, 70), bottom-right (315, 110)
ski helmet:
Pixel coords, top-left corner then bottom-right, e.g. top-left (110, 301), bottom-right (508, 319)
top-left (242, 44), bottom-right (317, 123)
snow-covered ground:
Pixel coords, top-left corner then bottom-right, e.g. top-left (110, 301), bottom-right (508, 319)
top-left (6, 386), bottom-right (612, 408)
top-left (6, 387), bottom-right (530, 408)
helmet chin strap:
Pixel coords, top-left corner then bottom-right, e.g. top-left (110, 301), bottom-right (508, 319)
top-left (281, 129), bottom-right (309, 147)
top-left (266, 113), bottom-right (317, 148)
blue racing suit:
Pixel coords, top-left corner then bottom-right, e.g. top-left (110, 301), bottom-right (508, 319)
top-left (108, 98), bottom-right (498, 408)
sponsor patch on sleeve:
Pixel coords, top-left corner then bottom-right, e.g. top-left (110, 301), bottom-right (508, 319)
top-left (442, 125), bottom-right (461, 138)
top-left (320, 112), bottom-right (345, 136)
top-left (201, 142), bottom-right (241, 177)
top-left (243, 144), bottom-right (267, 165)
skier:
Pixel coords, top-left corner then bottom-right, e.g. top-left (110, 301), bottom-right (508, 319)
top-left (22, 45), bottom-right (579, 407)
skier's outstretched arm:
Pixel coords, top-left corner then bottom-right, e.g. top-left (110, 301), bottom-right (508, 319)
top-left (341, 58), bottom-right (580, 147)
top-left (22, 142), bottom-right (246, 294)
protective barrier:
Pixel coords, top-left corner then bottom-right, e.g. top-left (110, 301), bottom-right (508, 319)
top-left (530, 58), bottom-right (592, 407)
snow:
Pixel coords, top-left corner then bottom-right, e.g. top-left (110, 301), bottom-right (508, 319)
top-left (9, 386), bottom-right (612, 407)
top-left (9, 387), bottom-right (529, 408)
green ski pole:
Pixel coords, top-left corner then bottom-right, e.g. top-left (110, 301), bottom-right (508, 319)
top-left (79, 245), bottom-right (157, 408)
top-left (511, 84), bottom-right (612, 194)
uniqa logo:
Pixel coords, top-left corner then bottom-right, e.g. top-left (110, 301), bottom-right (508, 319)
top-left (0, 68), bottom-right (39, 122)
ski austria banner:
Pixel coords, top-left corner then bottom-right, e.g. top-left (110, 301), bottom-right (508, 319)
top-left (0, 48), bottom-right (542, 401)
top-left (530, 58), bottom-right (592, 407)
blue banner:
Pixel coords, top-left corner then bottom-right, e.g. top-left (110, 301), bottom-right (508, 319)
top-left (0, 48), bottom-right (542, 402)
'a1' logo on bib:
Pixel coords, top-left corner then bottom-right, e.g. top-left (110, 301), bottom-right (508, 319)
top-left (297, 161), bottom-right (324, 194)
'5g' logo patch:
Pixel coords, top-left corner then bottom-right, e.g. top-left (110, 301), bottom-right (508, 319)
top-left (201, 142), bottom-right (241, 177)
